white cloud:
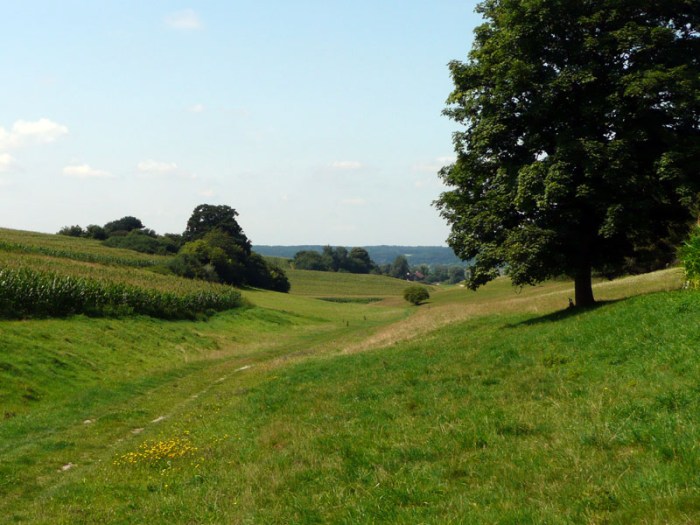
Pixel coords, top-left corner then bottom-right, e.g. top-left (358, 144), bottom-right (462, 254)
top-left (136, 159), bottom-right (196, 180)
top-left (412, 156), bottom-right (456, 173)
top-left (330, 161), bottom-right (363, 170)
top-left (137, 159), bottom-right (178, 175)
top-left (62, 164), bottom-right (112, 179)
top-left (0, 177), bottom-right (11, 188)
top-left (0, 118), bottom-right (68, 150)
top-left (165, 9), bottom-right (202, 30)
top-left (199, 189), bottom-right (215, 197)
top-left (0, 153), bottom-right (17, 173)
top-left (188, 103), bottom-right (205, 113)
top-left (341, 198), bottom-right (367, 206)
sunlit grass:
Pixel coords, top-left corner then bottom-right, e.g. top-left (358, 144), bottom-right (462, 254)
top-left (0, 225), bottom-right (692, 524)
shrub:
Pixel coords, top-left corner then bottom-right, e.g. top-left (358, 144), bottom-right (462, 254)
top-left (680, 227), bottom-right (700, 289)
top-left (403, 285), bottom-right (430, 305)
top-left (104, 231), bottom-right (178, 255)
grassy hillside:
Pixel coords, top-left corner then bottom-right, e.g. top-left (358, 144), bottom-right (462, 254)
top-left (0, 228), bottom-right (169, 267)
top-left (0, 227), bottom-right (695, 523)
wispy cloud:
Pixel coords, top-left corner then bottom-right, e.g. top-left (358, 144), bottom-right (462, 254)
top-left (330, 160), bottom-right (363, 170)
top-left (136, 159), bottom-right (195, 180)
top-left (199, 189), bottom-right (215, 197)
top-left (412, 156), bottom-right (456, 173)
top-left (165, 9), bottom-right (203, 30)
top-left (187, 103), bottom-right (205, 113)
top-left (0, 153), bottom-right (17, 173)
top-left (0, 118), bottom-right (68, 150)
top-left (341, 198), bottom-right (367, 206)
top-left (137, 159), bottom-right (178, 175)
top-left (62, 164), bottom-right (112, 179)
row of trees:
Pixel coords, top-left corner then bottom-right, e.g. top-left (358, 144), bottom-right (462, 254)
top-left (291, 248), bottom-right (466, 284)
top-left (377, 255), bottom-right (465, 283)
top-left (59, 217), bottom-right (182, 255)
top-left (59, 205), bottom-right (290, 293)
top-left (292, 246), bottom-right (375, 274)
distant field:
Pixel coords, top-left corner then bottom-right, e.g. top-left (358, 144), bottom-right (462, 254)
top-left (286, 268), bottom-right (425, 297)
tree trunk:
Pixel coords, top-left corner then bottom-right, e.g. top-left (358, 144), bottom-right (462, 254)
top-left (574, 267), bottom-right (595, 307)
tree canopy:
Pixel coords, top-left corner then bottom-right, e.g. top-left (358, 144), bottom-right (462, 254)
top-left (103, 216), bottom-right (144, 235)
top-left (436, 0), bottom-right (700, 306)
top-left (292, 246), bottom-right (376, 274)
top-left (183, 204), bottom-right (252, 254)
top-left (172, 205), bottom-right (289, 292)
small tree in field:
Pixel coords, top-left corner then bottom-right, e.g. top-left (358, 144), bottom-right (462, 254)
top-left (403, 285), bottom-right (430, 306)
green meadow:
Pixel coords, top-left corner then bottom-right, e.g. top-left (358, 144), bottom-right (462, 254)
top-left (0, 228), bottom-right (698, 524)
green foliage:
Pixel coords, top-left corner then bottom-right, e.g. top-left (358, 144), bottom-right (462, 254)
top-left (293, 246), bottom-right (376, 274)
top-left (172, 226), bottom-right (290, 293)
top-left (57, 225), bottom-right (85, 237)
top-left (245, 253), bottom-right (291, 293)
top-left (680, 226), bottom-right (700, 288)
top-left (103, 230), bottom-right (179, 255)
top-left (103, 216), bottom-right (144, 236)
top-left (436, 0), bottom-right (700, 306)
top-left (292, 250), bottom-right (327, 271)
top-left (183, 204), bottom-right (251, 253)
top-left (390, 255), bottom-right (410, 279)
top-left (403, 285), bottom-right (430, 305)
top-left (0, 267), bottom-right (242, 319)
top-left (84, 224), bottom-right (107, 240)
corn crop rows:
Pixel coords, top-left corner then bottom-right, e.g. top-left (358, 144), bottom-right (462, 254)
top-left (0, 267), bottom-right (242, 319)
top-left (0, 240), bottom-right (162, 268)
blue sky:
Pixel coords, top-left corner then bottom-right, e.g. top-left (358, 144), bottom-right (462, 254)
top-left (0, 1), bottom-right (480, 245)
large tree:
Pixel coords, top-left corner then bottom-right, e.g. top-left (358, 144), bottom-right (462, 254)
top-left (436, 0), bottom-right (700, 306)
top-left (183, 204), bottom-right (252, 254)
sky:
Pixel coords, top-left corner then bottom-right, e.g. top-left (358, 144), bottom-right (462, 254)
top-left (0, 1), bottom-right (481, 246)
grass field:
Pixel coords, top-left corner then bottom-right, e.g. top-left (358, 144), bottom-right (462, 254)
top-left (285, 268), bottom-right (423, 297)
top-left (0, 229), bottom-right (697, 523)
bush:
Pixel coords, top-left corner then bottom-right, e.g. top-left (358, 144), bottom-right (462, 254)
top-left (58, 225), bottom-right (85, 237)
top-left (680, 227), bottom-right (700, 288)
top-left (104, 231), bottom-right (179, 255)
top-left (403, 285), bottom-right (430, 305)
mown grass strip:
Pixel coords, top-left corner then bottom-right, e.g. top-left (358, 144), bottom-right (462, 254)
top-left (0, 267), bottom-right (242, 319)
top-left (317, 297), bottom-right (383, 304)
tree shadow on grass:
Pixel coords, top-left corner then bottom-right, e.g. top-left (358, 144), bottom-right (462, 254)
top-left (507, 299), bottom-right (622, 327)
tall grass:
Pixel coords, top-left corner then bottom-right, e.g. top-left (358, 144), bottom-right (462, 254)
top-left (0, 267), bottom-right (242, 319)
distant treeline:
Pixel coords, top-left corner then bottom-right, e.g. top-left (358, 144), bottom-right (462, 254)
top-left (254, 245), bottom-right (463, 267)
top-left (290, 246), bottom-right (466, 284)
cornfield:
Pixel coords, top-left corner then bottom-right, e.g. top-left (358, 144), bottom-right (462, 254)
top-left (0, 240), bottom-right (162, 268)
top-left (0, 267), bottom-right (242, 319)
